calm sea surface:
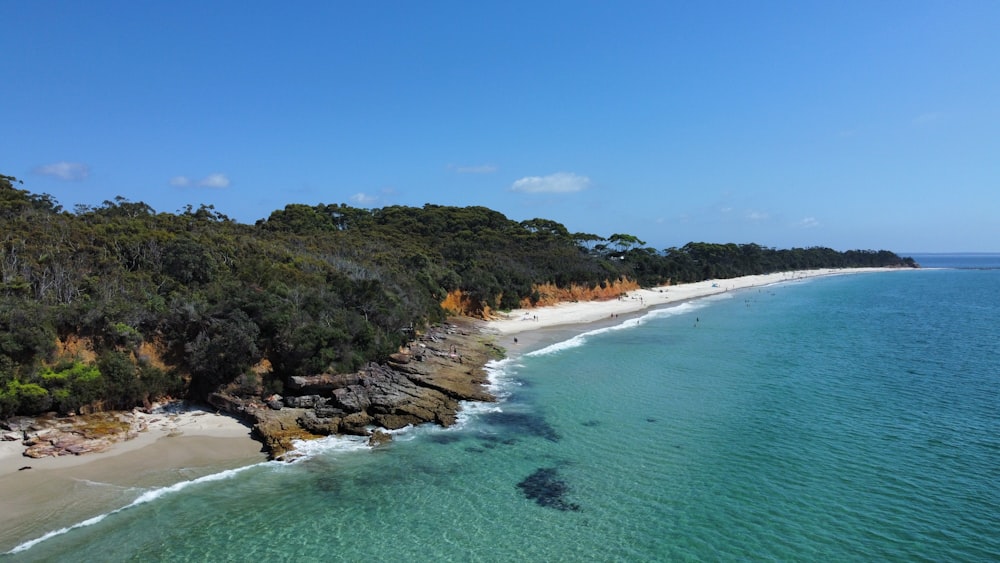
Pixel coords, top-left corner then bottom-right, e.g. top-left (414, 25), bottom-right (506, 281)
top-left (7, 260), bottom-right (1000, 561)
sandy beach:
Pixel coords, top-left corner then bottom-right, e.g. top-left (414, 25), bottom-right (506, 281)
top-left (487, 268), bottom-right (897, 352)
top-left (0, 405), bottom-right (266, 553)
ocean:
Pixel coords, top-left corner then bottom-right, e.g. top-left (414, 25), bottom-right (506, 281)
top-left (7, 258), bottom-right (1000, 561)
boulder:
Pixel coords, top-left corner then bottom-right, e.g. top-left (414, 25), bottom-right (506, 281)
top-left (314, 404), bottom-right (345, 418)
top-left (283, 395), bottom-right (326, 409)
top-left (339, 412), bottom-right (374, 435)
top-left (287, 373), bottom-right (362, 394)
top-left (297, 411), bottom-right (341, 435)
top-left (368, 429), bottom-right (393, 447)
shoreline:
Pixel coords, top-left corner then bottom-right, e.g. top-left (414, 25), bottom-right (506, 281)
top-left (0, 405), bottom-right (266, 553)
top-left (0, 267), bottom-right (903, 553)
top-left (486, 267), bottom-right (902, 355)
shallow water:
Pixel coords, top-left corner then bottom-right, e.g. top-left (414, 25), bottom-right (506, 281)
top-left (7, 265), bottom-right (1000, 561)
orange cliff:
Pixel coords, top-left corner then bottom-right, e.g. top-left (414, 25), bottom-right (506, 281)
top-left (441, 277), bottom-right (641, 319)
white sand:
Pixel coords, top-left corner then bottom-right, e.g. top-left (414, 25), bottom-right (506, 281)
top-left (488, 268), bottom-right (898, 336)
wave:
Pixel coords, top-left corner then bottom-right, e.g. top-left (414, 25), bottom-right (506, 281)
top-left (284, 433), bottom-right (372, 461)
top-left (6, 463), bottom-right (267, 555)
top-left (526, 300), bottom-right (709, 357)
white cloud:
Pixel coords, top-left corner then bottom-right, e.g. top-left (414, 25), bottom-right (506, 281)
top-left (795, 216), bottom-right (820, 228)
top-left (510, 172), bottom-right (590, 194)
top-left (35, 161), bottom-right (90, 181)
top-left (454, 164), bottom-right (498, 174)
top-left (198, 173), bottom-right (230, 188)
top-left (171, 173), bottom-right (231, 189)
top-left (745, 210), bottom-right (770, 221)
top-left (349, 192), bottom-right (379, 206)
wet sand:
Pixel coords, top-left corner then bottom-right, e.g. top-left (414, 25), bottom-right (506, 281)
top-left (0, 408), bottom-right (266, 553)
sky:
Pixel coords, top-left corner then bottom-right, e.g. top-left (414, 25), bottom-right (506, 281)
top-left (3, 1), bottom-right (999, 253)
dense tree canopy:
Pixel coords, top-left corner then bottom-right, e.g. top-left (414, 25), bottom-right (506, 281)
top-left (0, 175), bottom-right (915, 417)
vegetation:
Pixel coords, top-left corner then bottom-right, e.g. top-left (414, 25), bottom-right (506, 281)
top-left (0, 174), bottom-right (915, 417)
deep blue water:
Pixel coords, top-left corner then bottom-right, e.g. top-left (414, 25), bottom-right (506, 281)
top-left (909, 253), bottom-right (1000, 269)
top-left (7, 262), bottom-right (1000, 561)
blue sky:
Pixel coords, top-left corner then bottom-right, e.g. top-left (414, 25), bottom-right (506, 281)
top-left (3, 1), bottom-right (998, 252)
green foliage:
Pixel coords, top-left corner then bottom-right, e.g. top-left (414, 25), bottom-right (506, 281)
top-left (0, 174), bottom-right (916, 417)
top-left (0, 379), bottom-right (52, 416)
top-left (39, 361), bottom-right (104, 414)
top-left (184, 308), bottom-right (261, 392)
top-left (99, 351), bottom-right (142, 410)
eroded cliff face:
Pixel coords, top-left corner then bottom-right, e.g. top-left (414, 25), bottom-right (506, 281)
top-left (208, 318), bottom-right (500, 459)
top-left (440, 278), bottom-right (641, 318)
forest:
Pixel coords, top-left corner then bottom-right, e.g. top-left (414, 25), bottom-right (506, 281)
top-left (0, 174), bottom-right (916, 418)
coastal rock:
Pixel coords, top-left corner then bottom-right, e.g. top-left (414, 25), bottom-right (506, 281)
top-left (18, 412), bottom-right (138, 458)
top-left (3, 430), bottom-right (23, 441)
top-left (314, 404), bottom-right (345, 418)
top-left (250, 407), bottom-right (320, 460)
top-left (208, 318), bottom-right (497, 460)
top-left (283, 395), bottom-right (326, 409)
top-left (339, 412), bottom-right (374, 435)
top-left (1, 417), bottom-right (33, 432)
top-left (298, 411), bottom-right (341, 435)
top-left (287, 373), bottom-right (362, 394)
top-left (368, 429), bottom-right (392, 447)
top-left (207, 392), bottom-right (248, 414)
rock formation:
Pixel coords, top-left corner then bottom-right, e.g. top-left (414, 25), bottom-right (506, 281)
top-left (1, 319), bottom-right (501, 462)
top-left (2, 412), bottom-right (144, 458)
top-left (207, 319), bottom-right (500, 459)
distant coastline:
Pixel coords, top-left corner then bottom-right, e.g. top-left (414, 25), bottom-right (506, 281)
top-left (483, 267), bottom-right (909, 354)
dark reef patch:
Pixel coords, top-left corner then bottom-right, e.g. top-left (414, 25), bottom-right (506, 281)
top-left (581, 419), bottom-right (601, 427)
top-left (426, 433), bottom-right (464, 445)
top-left (478, 434), bottom-right (519, 448)
top-left (482, 411), bottom-right (560, 442)
top-left (517, 467), bottom-right (580, 511)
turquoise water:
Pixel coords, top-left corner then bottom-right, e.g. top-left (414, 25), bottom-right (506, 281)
top-left (7, 267), bottom-right (1000, 561)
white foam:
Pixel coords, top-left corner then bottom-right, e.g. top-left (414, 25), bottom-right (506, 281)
top-left (284, 434), bottom-right (372, 462)
top-left (7, 462), bottom-right (266, 555)
top-left (481, 357), bottom-right (523, 398)
top-left (71, 479), bottom-right (135, 491)
top-left (525, 300), bottom-right (708, 358)
top-left (453, 400), bottom-right (504, 431)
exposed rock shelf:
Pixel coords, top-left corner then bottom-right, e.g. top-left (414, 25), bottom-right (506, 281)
top-left (208, 319), bottom-right (501, 459)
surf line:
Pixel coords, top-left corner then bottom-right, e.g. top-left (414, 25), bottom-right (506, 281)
top-left (6, 463), bottom-right (264, 555)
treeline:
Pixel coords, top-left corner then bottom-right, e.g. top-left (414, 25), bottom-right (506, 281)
top-left (0, 174), bottom-right (915, 417)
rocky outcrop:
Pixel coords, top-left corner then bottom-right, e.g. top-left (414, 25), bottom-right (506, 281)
top-left (5, 412), bottom-right (144, 459)
top-left (2, 319), bottom-right (502, 462)
top-left (209, 318), bottom-right (501, 459)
